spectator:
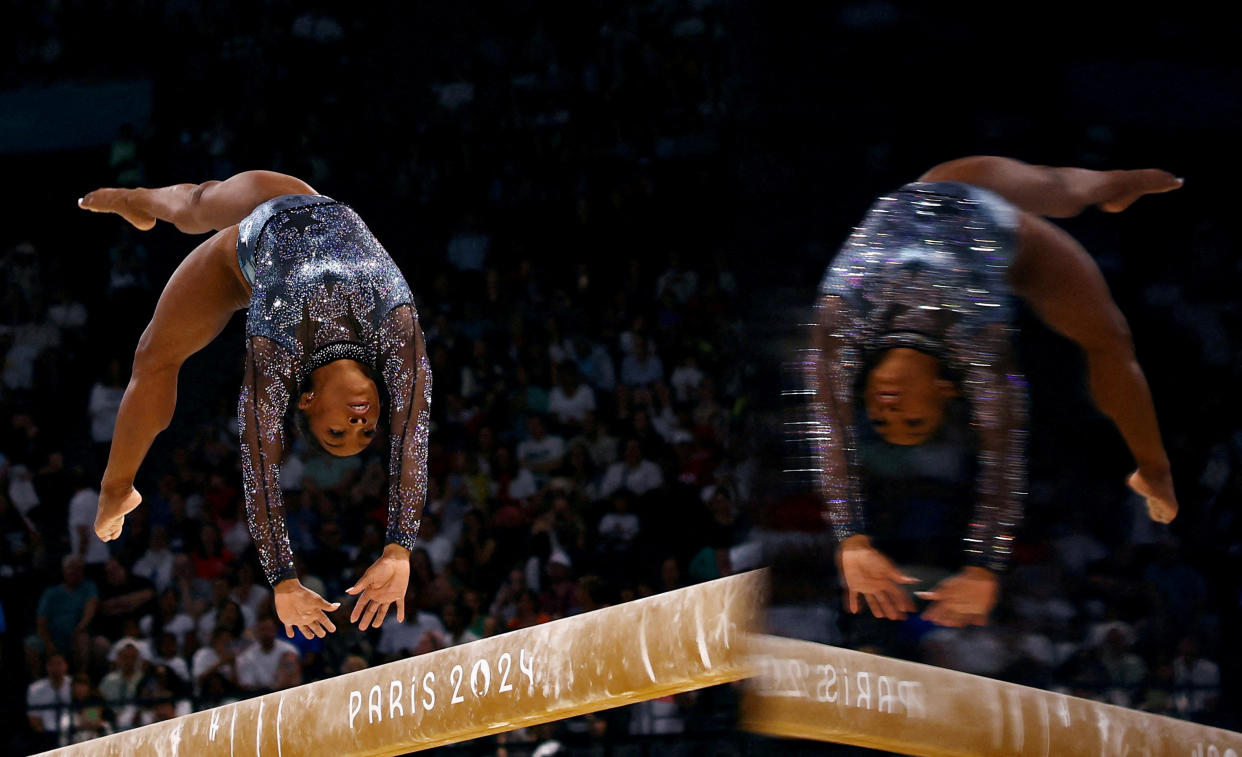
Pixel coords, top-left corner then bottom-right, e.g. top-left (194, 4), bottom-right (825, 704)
top-left (191, 523), bottom-right (234, 582)
top-left (571, 412), bottom-right (619, 469)
top-left (26, 653), bottom-right (71, 750)
top-left (669, 354), bottom-right (705, 404)
top-left (28, 555), bottom-right (97, 675)
top-left (548, 366), bottom-right (597, 428)
top-left (138, 587), bottom-right (196, 652)
top-left (1172, 636), bottom-right (1221, 718)
top-left (99, 639), bottom-right (147, 729)
top-left (67, 673), bottom-right (112, 744)
top-left (67, 473), bottom-right (109, 576)
top-left (620, 334), bottom-right (664, 388)
top-left (88, 359), bottom-right (126, 460)
top-left (191, 628), bottom-right (241, 700)
top-left (375, 589), bottom-right (446, 662)
top-left (132, 526), bottom-right (176, 593)
top-left (94, 559), bottom-right (157, 642)
top-left (599, 440), bottom-right (663, 499)
top-left (517, 415), bottom-right (566, 483)
top-left (230, 561), bottom-right (272, 621)
top-left (237, 617), bottom-right (302, 692)
top-left (508, 589), bottom-right (550, 631)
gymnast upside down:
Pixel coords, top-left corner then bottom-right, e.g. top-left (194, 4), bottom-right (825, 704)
top-left (809, 155), bottom-right (1181, 628)
top-left (81, 170), bottom-right (431, 639)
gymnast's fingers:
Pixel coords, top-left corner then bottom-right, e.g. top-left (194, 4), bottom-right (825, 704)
top-left (351, 591), bottom-right (371, 623)
top-left (373, 604), bottom-right (390, 629)
top-left (360, 600), bottom-right (381, 631)
top-left (284, 623), bottom-right (296, 639)
top-left (317, 611), bottom-right (336, 634)
top-left (299, 625), bottom-right (314, 640)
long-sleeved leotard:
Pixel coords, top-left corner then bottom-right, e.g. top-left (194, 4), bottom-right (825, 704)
top-left (808, 181), bottom-right (1027, 572)
top-left (235, 194), bottom-right (432, 586)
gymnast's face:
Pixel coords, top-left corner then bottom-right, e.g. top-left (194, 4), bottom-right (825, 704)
top-left (863, 348), bottom-right (955, 445)
top-left (299, 361), bottom-right (382, 456)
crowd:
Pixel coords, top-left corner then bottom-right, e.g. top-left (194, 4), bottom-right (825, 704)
top-left (3, 1), bottom-right (1239, 755)
top-left (2, 1), bottom-right (756, 754)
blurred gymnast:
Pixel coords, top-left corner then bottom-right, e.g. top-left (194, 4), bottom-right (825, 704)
top-left (80, 171), bottom-right (431, 640)
top-left (809, 156), bottom-right (1181, 629)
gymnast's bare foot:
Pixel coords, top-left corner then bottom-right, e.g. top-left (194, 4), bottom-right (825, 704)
top-left (79, 188), bottom-right (157, 231)
top-left (1128, 467), bottom-right (1178, 524)
top-left (1097, 169), bottom-right (1183, 213)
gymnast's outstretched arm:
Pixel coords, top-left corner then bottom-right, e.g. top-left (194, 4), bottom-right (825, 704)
top-left (79, 170), bottom-right (316, 233)
top-left (919, 155), bottom-right (1181, 218)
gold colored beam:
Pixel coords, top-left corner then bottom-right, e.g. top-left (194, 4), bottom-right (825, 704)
top-left (741, 634), bottom-right (1242, 757)
top-left (39, 570), bottom-right (764, 757)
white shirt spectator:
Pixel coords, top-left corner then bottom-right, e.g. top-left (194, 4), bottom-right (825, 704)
top-left (68, 487), bottom-right (110, 566)
top-left (149, 654), bottom-right (192, 686)
top-left (517, 434), bottom-right (566, 471)
top-left (599, 460), bottom-right (664, 499)
top-left (598, 512), bottom-right (640, 543)
top-left (191, 646), bottom-right (239, 695)
top-left (377, 611), bottom-right (446, 659)
top-left (139, 612), bottom-right (196, 649)
top-left (421, 533), bottom-right (455, 575)
top-left (548, 384), bottom-right (596, 425)
top-left (88, 383), bottom-right (124, 444)
top-left (237, 639), bottom-right (301, 690)
top-left (1174, 656), bottom-right (1221, 716)
top-left (670, 363), bottom-right (705, 403)
top-left (27, 676), bottom-right (71, 734)
top-left (504, 467), bottom-right (539, 501)
top-left (132, 546), bottom-right (175, 592)
top-left (231, 584), bottom-right (272, 621)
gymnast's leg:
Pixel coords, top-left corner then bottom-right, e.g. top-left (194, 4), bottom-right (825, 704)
top-left (79, 170), bottom-right (316, 233)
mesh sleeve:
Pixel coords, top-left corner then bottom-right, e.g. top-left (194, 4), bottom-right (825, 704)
top-left (806, 294), bottom-right (866, 541)
top-left (238, 337), bottom-right (300, 586)
top-left (958, 324), bottom-right (1029, 572)
top-left (376, 306), bottom-right (432, 551)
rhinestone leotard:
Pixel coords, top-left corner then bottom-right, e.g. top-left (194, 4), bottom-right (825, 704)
top-left (806, 181), bottom-right (1028, 572)
top-left (236, 194), bottom-right (432, 585)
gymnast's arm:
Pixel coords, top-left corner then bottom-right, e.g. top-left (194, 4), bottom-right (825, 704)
top-left (1010, 212), bottom-right (1177, 522)
top-left (346, 306), bottom-right (433, 631)
top-left (812, 295), bottom-right (917, 620)
top-left (80, 170), bottom-right (317, 233)
top-left (919, 155), bottom-right (1181, 218)
top-left (238, 338), bottom-right (339, 639)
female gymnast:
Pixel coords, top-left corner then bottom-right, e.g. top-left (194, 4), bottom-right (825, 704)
top-left (809, 155), bottom-right (1181, 629)
top-left (80, 171), bottom-right (430, 640)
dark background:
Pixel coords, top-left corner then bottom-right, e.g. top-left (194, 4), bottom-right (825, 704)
top-left (1, 1), bottom-right (1238, 755)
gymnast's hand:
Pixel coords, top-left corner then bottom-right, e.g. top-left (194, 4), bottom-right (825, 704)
top-left (347, 543), bottom-right (411, 631)
top-left (274, 579), bottom-right (340, 639)
top-left (916, 567), bottom-right (998, 627)
top-left (836, 535), bottom-right (918, 621)
top-left (95, 484), bottom-right (142, 542)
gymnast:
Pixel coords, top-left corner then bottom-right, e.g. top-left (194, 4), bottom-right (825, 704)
top-left (809, 156), bottom-right (1181, 629)
top-left (80, 171), bottom-right (431, 640)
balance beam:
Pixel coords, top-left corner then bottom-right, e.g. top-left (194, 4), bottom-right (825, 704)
top-left (741, 634), bottom-right (1242, 757)
top-left (39, 570), bottom-right (764, 757)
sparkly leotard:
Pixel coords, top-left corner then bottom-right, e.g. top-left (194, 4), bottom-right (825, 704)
top-left (807, 181), bottom-right (1027, 572)
top-left (236, 194), bottom-right (432, 585)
